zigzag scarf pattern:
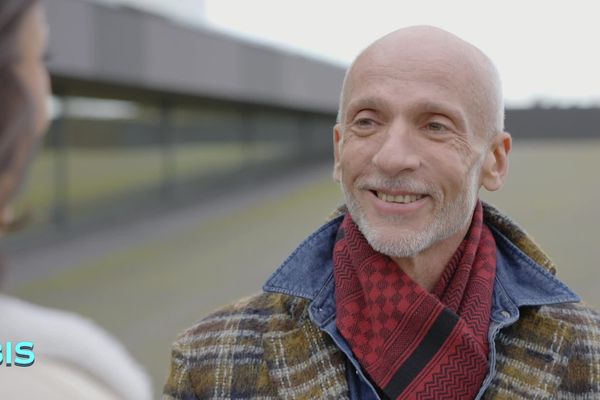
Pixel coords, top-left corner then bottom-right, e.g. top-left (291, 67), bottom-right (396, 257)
top-left (333, 201), bottom-right (496, 399)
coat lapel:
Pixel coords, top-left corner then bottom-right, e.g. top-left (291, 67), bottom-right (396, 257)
top-left (262, 319), bottom-right (350, 399)
top-left (483, 307), bottom-right (573, 399)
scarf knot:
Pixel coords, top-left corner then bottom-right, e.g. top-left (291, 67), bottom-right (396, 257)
top-left (333, 201), bottom-right (496, 400)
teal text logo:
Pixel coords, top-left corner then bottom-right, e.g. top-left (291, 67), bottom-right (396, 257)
top-left (0, 342), bottom-right (35, 367)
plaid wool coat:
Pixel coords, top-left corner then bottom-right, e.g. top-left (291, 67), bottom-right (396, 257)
top-left (163, 205), bottom-right (600, 399)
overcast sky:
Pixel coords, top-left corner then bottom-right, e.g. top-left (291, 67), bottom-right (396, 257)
top-left (91, 0), bottom-right (600, 107)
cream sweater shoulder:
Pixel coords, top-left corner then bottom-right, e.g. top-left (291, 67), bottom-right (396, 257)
top-left (0, 294), bottom-right (152, 400)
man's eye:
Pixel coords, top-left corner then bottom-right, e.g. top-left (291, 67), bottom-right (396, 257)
top-left (354, 118), bottom-right (375, 128)
top-left (426, 122), bottom-right (447, 132)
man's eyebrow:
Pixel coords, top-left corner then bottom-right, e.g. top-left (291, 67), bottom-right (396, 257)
top-left (344, 98), bottom-right (469, 130)
top-left (414, 101), bottom-right (468, 129)
top-left (417, 101), bottom-right (462, 117)
top-left (344, 97), bottom-right (386, 119)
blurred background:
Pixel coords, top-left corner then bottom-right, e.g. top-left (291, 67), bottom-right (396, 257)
top-left (3, 0), bottom-right (599, 395)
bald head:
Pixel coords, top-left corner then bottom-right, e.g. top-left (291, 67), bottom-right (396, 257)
top-left (337, 26), bottom-right (504, 137)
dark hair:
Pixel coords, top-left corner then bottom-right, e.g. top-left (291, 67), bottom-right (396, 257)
top-left (0, 0), bottom-right (40, 230)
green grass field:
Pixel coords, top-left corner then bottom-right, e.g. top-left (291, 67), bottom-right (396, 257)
top-left (7, 139), bottom-right (600, 395)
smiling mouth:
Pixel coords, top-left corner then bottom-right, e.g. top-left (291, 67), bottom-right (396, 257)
top-left (373, 191), bottom-right (425, 204)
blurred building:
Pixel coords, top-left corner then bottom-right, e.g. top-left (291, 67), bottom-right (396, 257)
top-left (14, 0), bottom-right (345, 240)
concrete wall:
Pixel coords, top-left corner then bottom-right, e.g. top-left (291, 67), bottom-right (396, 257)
top-left (45, 0), bottom-right (345, 114)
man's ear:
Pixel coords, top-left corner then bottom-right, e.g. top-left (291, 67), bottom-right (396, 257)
top-left (481, 131), bottom-right (512, 192)
top-left (333, 124), bottom-right (343, 182)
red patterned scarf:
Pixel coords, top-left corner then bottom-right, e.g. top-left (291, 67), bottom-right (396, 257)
top-left (333, 201), bottom-right (496, 400)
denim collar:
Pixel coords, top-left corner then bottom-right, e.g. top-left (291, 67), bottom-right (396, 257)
top-left (263, 213), bottom-right (580, 326)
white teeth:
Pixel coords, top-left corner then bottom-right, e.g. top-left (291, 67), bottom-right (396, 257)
top-left (376, 192), bottom-right (423, 204)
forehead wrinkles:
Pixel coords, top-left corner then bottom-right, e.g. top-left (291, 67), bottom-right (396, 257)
top-left (341, 37), bottom-right (496, 135)
top-left (346, 57), bottom-right (480, 119)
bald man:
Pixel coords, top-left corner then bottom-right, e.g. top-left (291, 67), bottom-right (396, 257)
top-left (164, 27), bottom-right (600, 400)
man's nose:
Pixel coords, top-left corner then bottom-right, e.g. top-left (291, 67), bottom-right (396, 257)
top-left (372, 122), bottom-right (421, 175)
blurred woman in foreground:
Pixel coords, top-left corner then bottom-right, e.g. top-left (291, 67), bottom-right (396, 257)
top-left (0, 1), bottom-right (152, 398)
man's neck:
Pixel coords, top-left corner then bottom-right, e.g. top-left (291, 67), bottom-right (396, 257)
top-left (391, 227), bottom-right (469, 292)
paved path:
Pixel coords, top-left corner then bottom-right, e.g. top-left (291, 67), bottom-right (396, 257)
top-left (6, 162), bottom-right (336, 287)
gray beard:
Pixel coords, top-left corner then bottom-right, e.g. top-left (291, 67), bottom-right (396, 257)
top-left (341, 164), bottom-right (481, 258)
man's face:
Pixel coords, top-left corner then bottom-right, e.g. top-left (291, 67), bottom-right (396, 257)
top-left (333, 48), bottom-right (493, 258)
